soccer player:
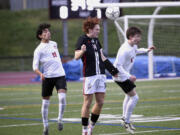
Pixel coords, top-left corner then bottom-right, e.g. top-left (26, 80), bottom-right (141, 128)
top-left (33, 23), bottom-right (67, 135)
top-left (74, 17), bottom-right (117, 135)
top-left (113, 26), bottom-right (155, 134)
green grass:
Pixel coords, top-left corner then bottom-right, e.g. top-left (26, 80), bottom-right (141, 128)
top-left (0, 79), bottom-right (180, 135)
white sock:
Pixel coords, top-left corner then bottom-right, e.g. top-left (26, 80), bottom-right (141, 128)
top-left (82, 127), bottom-right (88, 133)
top-left (41, 99), bottom-right (50, 129)
top-left (122, 94), bottom-right (130, 118)
top-left (58, 93), bottom-right (66, 122)
top-left (125, 94), bottom-right (139, 123)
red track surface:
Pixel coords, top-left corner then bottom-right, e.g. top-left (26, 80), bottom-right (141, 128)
top-left (0, 72), bottom-right (40, 86)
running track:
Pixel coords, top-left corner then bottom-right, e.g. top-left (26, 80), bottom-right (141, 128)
top-left (0, 72), bottom-right (40, 85)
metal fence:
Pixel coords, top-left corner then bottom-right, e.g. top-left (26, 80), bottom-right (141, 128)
top-left (9, 0), bottom-right (48, 11)
top-left (0, 56), bottom-right (33, 71)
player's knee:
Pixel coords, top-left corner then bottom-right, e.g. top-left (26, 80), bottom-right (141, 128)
top-left (58, 93), bottom-right (66, 104)
top-left (83, 102), bottom-right (91, 110)
top-left (96, 100), bottom-right (104, 108)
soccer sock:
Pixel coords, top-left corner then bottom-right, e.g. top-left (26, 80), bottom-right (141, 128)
top-left (122, 94), bottom-right (130, 118)
top-left (41, 99), bottom-right (50, 129)
top-left (125, 94), bottom-right (139, 123)
top-left (90, 113), bottom-right (100, 126)
top-left (58, 93), bottom-right (66, 122)
top-left (82, 117), bottom-right (89, 132)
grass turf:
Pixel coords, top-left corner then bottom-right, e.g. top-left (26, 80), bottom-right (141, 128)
top-left (0, 79), bottom-right (180, 135)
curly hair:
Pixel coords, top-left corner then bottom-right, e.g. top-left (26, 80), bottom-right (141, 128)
top-left (126, 27), bottom-right (142, 39)
top-left (83, 17), bottom-right (100, 34)
top-left (36, 23), bottom-right (51, 40)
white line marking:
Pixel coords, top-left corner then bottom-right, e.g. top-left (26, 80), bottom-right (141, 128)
top-left (1, 104), bottom-right (180, 116)
top-left (0, 123), bottom-right (42, 128)
top-left (49, 114), bottom-right (180, 124)
top-left (98, 129), bottom-right (180, 135)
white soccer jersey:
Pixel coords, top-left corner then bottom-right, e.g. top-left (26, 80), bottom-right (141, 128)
top-left (113, 41), bottom-right (149, 82)
top-left (33, 40), bottom-right (65, 78)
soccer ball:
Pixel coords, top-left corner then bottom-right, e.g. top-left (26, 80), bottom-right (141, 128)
top-left (105, 7), bottom-right (120, 20)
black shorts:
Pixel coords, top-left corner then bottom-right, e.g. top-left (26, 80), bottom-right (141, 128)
top-left (42, 76), bottom-right (67, 97)
top-left (115, 79), bottom-right (136, 94)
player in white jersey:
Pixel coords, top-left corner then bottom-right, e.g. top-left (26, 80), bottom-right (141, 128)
top-left (113, 27), bottom-right (155, 134)
top-left (32, 23), bottom-right (67, 135)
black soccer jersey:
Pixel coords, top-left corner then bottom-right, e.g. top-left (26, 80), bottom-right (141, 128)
top-left (75, 35), bottom-right (105, 77)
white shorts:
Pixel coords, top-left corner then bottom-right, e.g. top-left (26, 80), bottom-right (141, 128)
top-left (83, 75), bottom-right (106, 95)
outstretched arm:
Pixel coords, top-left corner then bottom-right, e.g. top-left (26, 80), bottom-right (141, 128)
top-left (100, 49), bottom-right (118, 76)
top-left (137, 45), bottom-right (156, 54)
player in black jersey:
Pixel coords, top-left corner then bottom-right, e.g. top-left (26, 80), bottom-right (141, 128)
top-left (75, 17), bottom-right (118, 135)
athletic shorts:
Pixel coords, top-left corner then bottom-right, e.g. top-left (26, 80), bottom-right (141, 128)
top-left (115, 79), bottom-right (136, 94)
top-left (42, 76), bottom-right (67, 97)
top-left (83, 75), bottom-right (106, 95)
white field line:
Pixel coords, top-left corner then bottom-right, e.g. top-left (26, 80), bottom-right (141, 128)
top-left (1, 104), bottom-right (180, 117)
top-left (2, 95), bottom-right (180, 108)
top-left (1, 102), bottom-right (180, 117)
top-left (0, 123), bottom-right (43, 128)
top-left (2, 97), bottom-right (180, 111)
top-left (98, 129), bottom-right (180, 135)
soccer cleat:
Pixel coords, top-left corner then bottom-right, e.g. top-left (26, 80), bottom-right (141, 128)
top-left (120, 117), bottom-right (125, 123)
top-left (43, 127), bottom-right (49, 135)
top-left (129, 123), bottom-right (136, 131)
top-left (57, 121), bottom-right (63, 131)
top-left (120, 117), bottom-right (136, 131)
top-left (82, 131), bottom-right (88, 135)
top-left (88, 124), bottom-right (94, 135)
top-left (123, 123), bottom-right (135, 134)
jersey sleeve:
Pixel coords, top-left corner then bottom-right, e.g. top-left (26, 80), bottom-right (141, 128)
top-left (136, 48), bottom-right (149, 54)
top-left (32, 48), bottom-right (40, 71)
top-left (116, 50), bottom-right (131, 78)
top-left (135, 45), bottom-right (149, 54)
top-left (75, 36), bottom-right (84, 50)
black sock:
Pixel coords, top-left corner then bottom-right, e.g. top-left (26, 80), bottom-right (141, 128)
top-left (91, 113), bottom-right (99, 125)
top-left (82, 117), bottom-right (89, 127)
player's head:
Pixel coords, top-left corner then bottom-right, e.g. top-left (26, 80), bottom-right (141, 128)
top-left (126, 27), bottom-right (142, 45)
top-left (83, 17), bottom-right (100, 38)
top-left (36, 23), bottom-right (51, 41)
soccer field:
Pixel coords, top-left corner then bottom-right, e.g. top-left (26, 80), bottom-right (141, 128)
top-left (0, 79), bottom-right (180, 135)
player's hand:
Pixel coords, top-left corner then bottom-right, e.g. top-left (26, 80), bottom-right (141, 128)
top-left (100, 49), bottom-right (107, 61)
top-left (81, 44), bottom-right (86, 52)
top-left (40, 73), bottom-right (45, 80)
top-left (129, 75), bottom-right (136, 82)
top-left (148, 46), bottom-right (156, 52)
